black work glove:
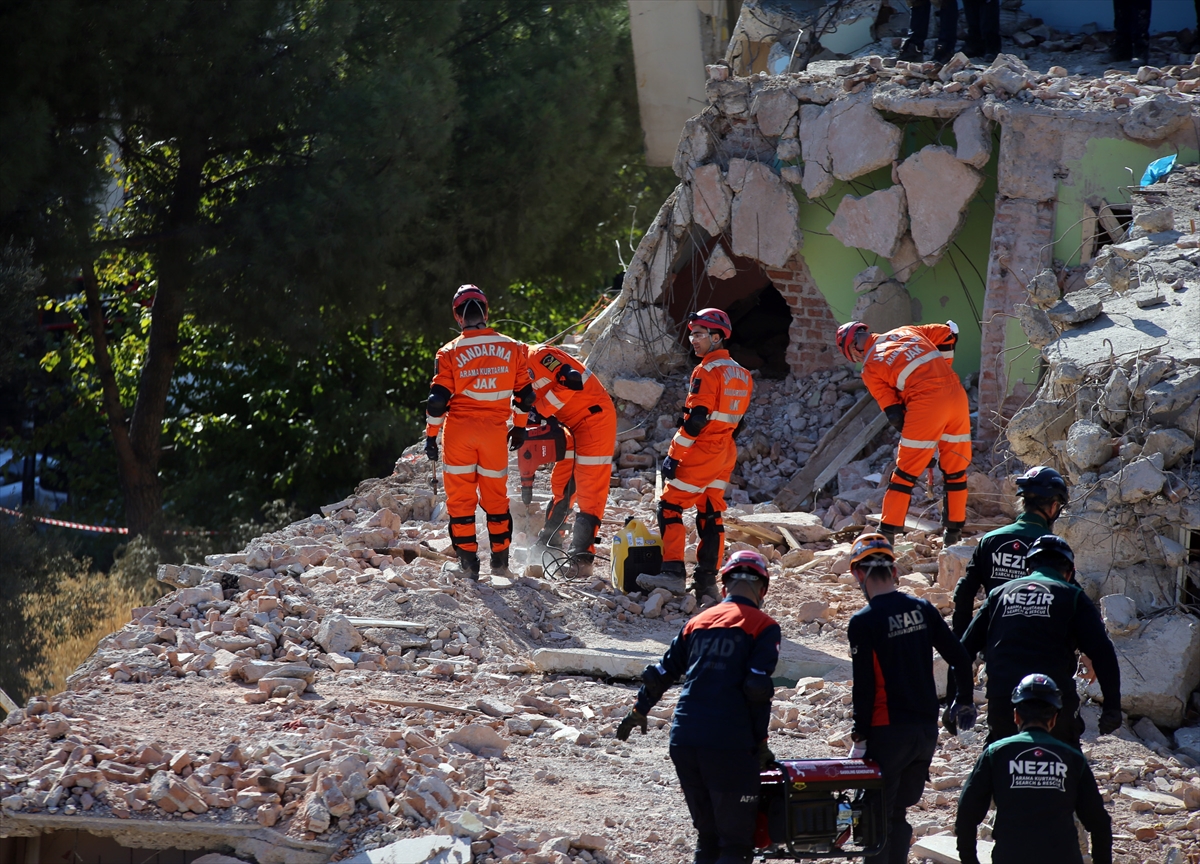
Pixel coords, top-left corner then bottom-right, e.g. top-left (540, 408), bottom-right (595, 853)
top-left (1098, 706), bottom-right (1123, 735)
top-left (425, 436), bottom-right (439, 462)
top-left (950, 700), bottom-right (976, 733)
top-left (615, 709), bottom-right (647, 741)
top-left (942, 703), bottom-right (958, 736)
top-left (507, 426), bottom-right (527, 451)
top-left (661, 455), bottom-right (678, 480)
top-left (884, 404), bottom-right (906, 433)
top-left (757, 740), bottom-right (776, 768)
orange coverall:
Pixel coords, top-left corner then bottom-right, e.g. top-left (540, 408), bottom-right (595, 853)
top-left (540, 425), bottom-right (577, 547)
top-left (860, 323), bottom-right (970, 537)
top-left (527, 345), bottom-right (616, 558)
top-left (426, 329), bottom-right (529, 556)
top-left (661, 349), bottom-right (753, 577)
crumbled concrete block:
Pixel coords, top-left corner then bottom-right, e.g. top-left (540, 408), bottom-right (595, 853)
top-left (315, 613), bottom-right (362, 654)
top-left (341, 835), bottom-right (471, 864)
top-left (1100, 594), bottom-right (1139, 636)
top-left (1135, 206), bottom-right (1175, 233)
top-left (611, 377), bottom-right (665, 410)
top-left (1046, 290), bottom-right (1103, 326)
top-left (937, 544), bottom-right (973, 591)
top-left (1015, 304), bottom-right (1057, 348)
top-left (1065, 420), bottom-right (1112, 471)
top-left (753, 87), bottom-right (798, 137)
top-left (852, 279), bottom-right (914, 334)
top-left (1121, 93), bottom-right (1192, 141)
top-left (828, 186), bottom-right (908, 258)
top-left (827, 95), bottom-right (902, 181)
top-left (730, 161), bottom-right (803, 268)
top-left (439, 724), bottom-right (509, 757)
top-left (1086, 613), bottom-right (1200, 726)
top-left (1108, 453), bottom-right (1166, 503)
top-left (888, 233), bottom-right (921, 283)
top-left (1111, 237), bottom-right (1154, 260)
top-left (798, 103), bottom-right (834, 199)
top-left (898, 145), bottom-right (984, 264)
top-left (952, 105), bottom-right (993, 169)
top-left (691, 163), bottom-right (731, 236)
top-left (1146, 368), bottom-right (1200, 423)
top-left (1143, 428), bottom-right (1195, 468)
top-left (1025, 268), bottom-right (1060, 309)
top-left (706, 243), bottom-right (737, 280)
top-left (852, 265), bottom-right (889, 295)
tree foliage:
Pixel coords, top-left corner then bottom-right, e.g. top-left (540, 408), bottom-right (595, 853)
top-left (0, 0), bottom-right (676, 536)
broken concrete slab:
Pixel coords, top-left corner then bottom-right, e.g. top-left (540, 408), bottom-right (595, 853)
top-left (1142, 428), bottom-right (1195, 469)
top-left (733, 511), bottom-right (832, 543)
top-left (753, 86), bottom-right (798, 137)
top-left (1015, 303), bottom-right (1058, 348)
top-left (1065, 420), bottom-right (1112, 471)
top-left (532, 647), bottom-right (655, 680)
top-left (798, 103), bottom-right (834, 199)
top-left (852, 279), bottom-right (914, 334)
top-left (870, 83), bottom-right (971, 119)
top-left (1107, 453), bottom-right (1166, 503)
top-left (827, 95), bottom-right (903, 181)
top-left (438, 724), bottom-right (509, 757)
top-left (1132, 716), bottom-right (1173, 751)
top-left (1134, 206), bottom-right (1175, 234)
top-left (705, 243), bottom-right (737, 280)
top-left (342, 835), bottom-right (472, 864)
top-left (898, 145), bottom-right (984, 264)
top-left (730, 162), bottom-right (803, 268)
top-left (1046, 290), bottom-right (1103, 326)
top-left (1085, 613), bottom-right (1200, 727)
top-left (691, 163), bottom-right (731, 236)
top-left (1121, 93), bottom-right (1193, 141)
top-left (937, 544), bottom-right (973, 591)
top-left (1006, 398), bottom-right (1075, 465)
top-left (953, 106), bottom-right (993, 169)
top-left (911, 833), bottom-right (993, 864)
top-left (1145, 367), bottom-right (1200, 425)
top-left (828, 185), bottom-right (908, 258)
top-left (1118, 785), bottom-right (1186, 811)
top-left (611, 377), bottom-right (665, 410)
top-left (1044, 287), bottom-right (1200, 369)
top-left (314, 614), bottom-right (363, 655)
top-left (1111, 237), bottom-right (1153, 261)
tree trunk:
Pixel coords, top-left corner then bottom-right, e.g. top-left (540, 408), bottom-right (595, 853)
top-left (84, 136), bottom-right (206, 539)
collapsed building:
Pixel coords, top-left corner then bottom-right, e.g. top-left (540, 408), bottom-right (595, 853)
top-left (6, 24), bottom-right (1200, 864)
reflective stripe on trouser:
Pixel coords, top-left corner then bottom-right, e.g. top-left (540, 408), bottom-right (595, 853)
top-left (540, 432), bottom-right (577, 546)
top-left (880, 386), bottom-right (972, 533)
top-left (442, 414), bottom-right (511, 554)
top-left (659, 437), bottom-right (736, 566)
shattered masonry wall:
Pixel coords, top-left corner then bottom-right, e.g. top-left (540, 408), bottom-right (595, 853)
top-left (765, 256), bottom-right (844, 374)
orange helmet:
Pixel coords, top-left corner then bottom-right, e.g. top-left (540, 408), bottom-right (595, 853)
top-left (850, 532), bottom-right (895, 567)
top-left (836, 321), bottom-right (869, 361)
top-left (452, 284), bottom-right (488, 326)
top-left (687, 308), bottom-right (732, 339)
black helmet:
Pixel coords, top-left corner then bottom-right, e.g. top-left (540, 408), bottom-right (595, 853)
top-left (1011, 673), bottom-right (1062, 709)
top-left (1025, 534), bottom-right (1074, 573)
top-left (1015, 466), bottom-right (1069, 505)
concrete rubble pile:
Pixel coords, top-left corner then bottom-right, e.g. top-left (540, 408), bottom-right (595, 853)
top-left (3, 437), bottom-right (1200, 860)
top-left (1006, 167), bottom-right (1200, 732)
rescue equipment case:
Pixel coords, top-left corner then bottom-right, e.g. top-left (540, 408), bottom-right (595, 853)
top-left (610, 518), bottom-right (663, 593)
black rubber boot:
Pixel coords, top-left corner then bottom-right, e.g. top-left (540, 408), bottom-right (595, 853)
top-left (692, 569), bottom-right (720, 606)
top-left (452, 549), bottom-right (480, 580)
top-left (636, 560), bottom-right (686, 594)
top-left (567, 512), bottom-right (601, 563)
top-left (898, 39), bottom-right (924, 62)
top-left (490, 549), bottom-right (511, 577)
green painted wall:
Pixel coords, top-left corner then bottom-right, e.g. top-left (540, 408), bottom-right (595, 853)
top-left (789, 118), bottom-right (999, 381)
top-left (1055, 137), bottom-right (1200, 266)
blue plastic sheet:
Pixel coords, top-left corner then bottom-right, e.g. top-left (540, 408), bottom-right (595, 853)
top-left (1140, 154), bottom-right (1177, 186)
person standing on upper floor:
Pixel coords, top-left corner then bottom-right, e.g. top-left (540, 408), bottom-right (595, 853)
top-left (957, 534), bottom-right (1123, 749)
top-left (847, 531), bottom-right (977, 864)
top-left (525, 342), bottom-right (617, 579)
top-left (1110, 0), bottom-right (1152, 62)
top-left (961, 0), bottom-right (1002, 61)
top-left (899, 0), bottom-right (959, 64)
top-left (424, 285), bottom-right (532, 580)
top-left (837, 320), bottom-right (970, 547)
top-left (638, 308), bottom-right (753, 604)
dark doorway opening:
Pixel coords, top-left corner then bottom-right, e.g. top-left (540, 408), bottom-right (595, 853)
top-left (666, 235), bottom-right (793, 379)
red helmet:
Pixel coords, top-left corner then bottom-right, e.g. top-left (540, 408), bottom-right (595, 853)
top-left (452, 284), bottom-right (489, 326)
top-left (719, 549), bottom-right (770, 594)
top-left (687, 307), bottom-right (732, 339)
top-left (836, 321), bottom-right (869, 361)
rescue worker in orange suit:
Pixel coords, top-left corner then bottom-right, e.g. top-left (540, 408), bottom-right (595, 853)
top-left (532, 417), bottom-right (576, 550)
top-left (425, 285), bottom-right (532, 579)
top-left (639, 308), bottom-right (752, 602)
top-left (526, 343), bottom-right (617, 578)
top-left (837, 320), bottom-right (970, 546)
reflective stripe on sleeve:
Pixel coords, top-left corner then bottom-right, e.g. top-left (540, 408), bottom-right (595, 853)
top-left (477, 466), bottom-right (508, 479)
top-left (940, 350), bottom-right (955, 360)
top-left (426, 415), bottom-right (445, 426)
top-left (710, 411), bottom-right (742, 423)
top-left (702, 357), bottom-right (739, 372)
top-left (574, 454), bottom-right (612, 466)
top-left (894, 350), bottom-right (941, 391)
top-left (672, 432), bottom-right (695, 448)
top-left (545, 390), bottom-right (566, 409)
top-left (899, 437), bottom-right (938, 449)
top-left (532, 377), bottom-right (552, 390)
top-left (442, 463), bottom-right (477, 475)
top-left (462, 390), bottom-right (510, 402)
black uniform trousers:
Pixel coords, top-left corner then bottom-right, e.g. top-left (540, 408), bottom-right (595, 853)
top-left (909, 0), bottom-right (959, 50)
top-left (1112, 0), bottom-right (1152, 56)
top-left (962, 0), bottom-right (1001, 56)
top-left (865, 725), bottom-right (939, 864)
top-left (670, 745), bottom-right (760, 864)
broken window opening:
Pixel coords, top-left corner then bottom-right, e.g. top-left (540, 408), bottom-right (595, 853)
top-left (1180, 527), bottom-right (1200, 611)
top-left (1081, 199), bottom-right (1133, 264)
top-left (665, 235), bottom-right (793, 379)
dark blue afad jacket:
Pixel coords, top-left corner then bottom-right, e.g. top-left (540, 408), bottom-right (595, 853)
top-left (635, 595), bottom-right (781, 749)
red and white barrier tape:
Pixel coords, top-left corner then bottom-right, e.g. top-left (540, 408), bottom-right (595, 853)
top-left (0, 506), bottom-right (221, 536)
